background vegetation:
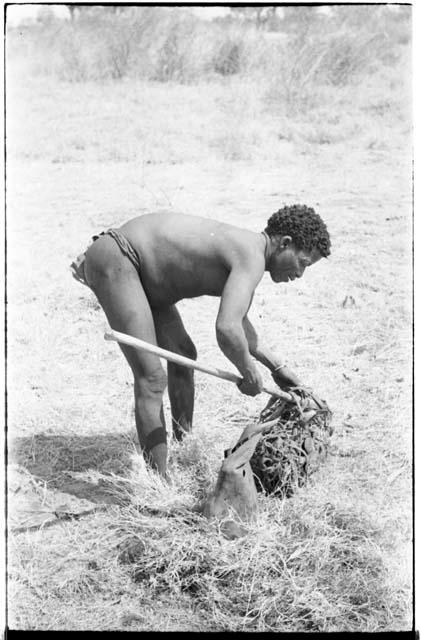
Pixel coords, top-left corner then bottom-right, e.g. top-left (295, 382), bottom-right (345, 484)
top-left (6, 4), bottom-right (412, 632)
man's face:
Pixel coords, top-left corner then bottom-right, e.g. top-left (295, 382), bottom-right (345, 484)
top-left (269, 237), bottom-right (322, 283)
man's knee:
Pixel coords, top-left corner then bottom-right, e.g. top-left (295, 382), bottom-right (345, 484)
top-left (135, 368), bottom-right (168, 397)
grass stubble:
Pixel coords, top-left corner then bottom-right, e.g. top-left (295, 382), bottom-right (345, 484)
top-left (6, 6), bottom-right (412, 632)
top-left (8, 357), bottom-right (412, 631)
top-left (8, 437), bottom-right (411, 631)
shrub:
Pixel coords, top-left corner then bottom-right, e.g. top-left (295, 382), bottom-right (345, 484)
top-left (101, 18), bottom-right (133, 80)
top-left (6, 4), bottom-right (411, 88)
top-left (58, 26), bottom-right (90, 81)
top-left (321, 32), bottom-right (393, 86)
top-left (154, 27), bottom-right (187, 82)
top-left (213, 38), bottom-right (244, 75)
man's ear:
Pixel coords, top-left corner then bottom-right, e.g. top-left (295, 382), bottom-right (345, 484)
top-left (279, 235), bottom-right (292, 249)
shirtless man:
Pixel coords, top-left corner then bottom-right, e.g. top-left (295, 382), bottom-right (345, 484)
top-left (71, 204), bottom-right (331, 478)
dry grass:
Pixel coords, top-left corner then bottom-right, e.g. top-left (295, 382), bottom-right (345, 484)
top-left (8, 429), bottom-right (411, 631)
top-left (6, 6), bottom-right (412, 632)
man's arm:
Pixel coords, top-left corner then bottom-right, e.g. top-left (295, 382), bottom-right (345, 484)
top-left (215, 265), bottom-right (263, 396)
top-left (242, 315), bottom-right (302, 388)
top-left (242, 315), bottom-right (280, 372)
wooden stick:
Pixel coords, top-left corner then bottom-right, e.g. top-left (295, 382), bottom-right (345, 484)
top-left (104, 329), bottom-right (292, 401)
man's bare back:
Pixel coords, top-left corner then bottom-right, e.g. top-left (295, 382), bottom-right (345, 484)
top-left (118, 213), bottom-right (266, 308)
top-left (72, 205), bottom-right (331, 478)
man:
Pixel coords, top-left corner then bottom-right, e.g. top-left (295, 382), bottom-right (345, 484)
top-left (71, 204), bottom-right (331, 478)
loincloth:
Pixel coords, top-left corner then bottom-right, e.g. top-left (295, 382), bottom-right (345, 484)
top-left (70, 229), bottom-right (142, 287)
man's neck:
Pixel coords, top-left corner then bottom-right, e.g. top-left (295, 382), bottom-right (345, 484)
top-left (261, 231), bottom-right (271, 269)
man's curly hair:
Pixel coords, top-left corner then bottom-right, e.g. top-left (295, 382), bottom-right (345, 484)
top-left (265, 204), bottom-right (331, 257)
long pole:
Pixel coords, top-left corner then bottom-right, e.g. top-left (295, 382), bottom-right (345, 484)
top-left (104, 329), bottom-right (292, 401)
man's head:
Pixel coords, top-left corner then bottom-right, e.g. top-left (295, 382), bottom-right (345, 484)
top-left (264, 204), bottom-right (331, 283)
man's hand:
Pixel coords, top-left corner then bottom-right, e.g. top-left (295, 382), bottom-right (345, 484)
top-left (237, 367), bottom-right (263, 396)
top-left (272, 364), bottom-right (301, 389)
top-left (241, 317), bottom-right (301, 391)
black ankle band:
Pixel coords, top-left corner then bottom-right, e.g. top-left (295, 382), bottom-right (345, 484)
top-left (144, 427), bottom-right (167, 452)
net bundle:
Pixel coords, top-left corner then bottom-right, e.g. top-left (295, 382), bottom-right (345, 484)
top-left (250, 388), bottom-right (333, 498)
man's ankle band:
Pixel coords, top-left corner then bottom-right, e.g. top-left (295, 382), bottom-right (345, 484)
top-left (144, 427), bottom-right (167, 452)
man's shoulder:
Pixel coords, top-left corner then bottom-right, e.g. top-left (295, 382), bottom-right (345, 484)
top-left (222, 227), bottom-right (265, 273)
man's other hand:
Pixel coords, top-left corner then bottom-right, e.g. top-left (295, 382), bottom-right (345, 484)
top-left (237, 369), bottom-right (263, 396)
top-left (272, 365), bottom-right (301, 389)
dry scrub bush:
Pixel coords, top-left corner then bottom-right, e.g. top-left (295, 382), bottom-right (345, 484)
top-left (264, 28), bottom-right (396, 118)
top-left (259, 5), bottom-right (410, 119)
top-left (58, 26), bottom-right (92, 82)
top-left (212, 35), bottom-right (245, 76)
top-left (152, 16), bottom-right (202, 83)
top-left (57, 12), bottom-right (142, 82)
top-left (7, 5), bottom-right (410, 91)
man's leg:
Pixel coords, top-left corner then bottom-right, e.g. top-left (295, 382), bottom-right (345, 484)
top-left (84, 236), bottom-right (168, 476)
top-left (154, 306), bottom-right (197, 441)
